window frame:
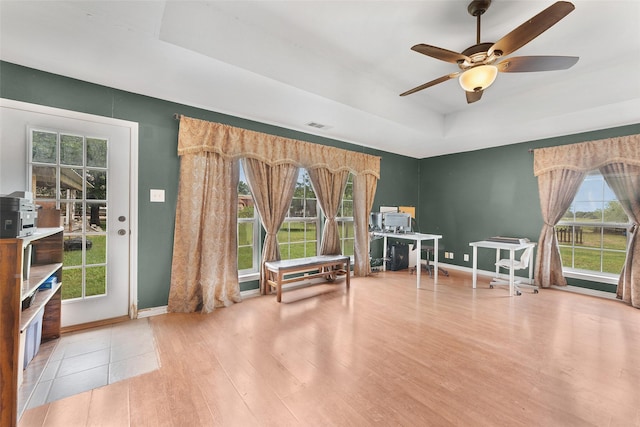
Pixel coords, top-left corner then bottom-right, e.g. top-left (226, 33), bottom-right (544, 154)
top-left (336, 173), bottom-right (354, 259)
top-left (278, 169), bottom-right (320, 260)
top-left (556, 170), bottom-right (630, 285)
top-left (237, 164), bottom-right (261, 280)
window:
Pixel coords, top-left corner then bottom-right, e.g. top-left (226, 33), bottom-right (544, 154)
top-left (237, 163), bottom-right (260, 276)
top-left (278, 170), bottom-right (319, 260)
top-left (337, 174), bottom-right (354, 258)
top-left (556, 171), bottom-right (630, 277)
top-left (30, 129), bottom-right (108, 300)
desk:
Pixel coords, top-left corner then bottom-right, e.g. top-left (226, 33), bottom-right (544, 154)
top-left (374, 231), bottom-right (442, 288)
top-left (469, 240), bottom-right (536, 296)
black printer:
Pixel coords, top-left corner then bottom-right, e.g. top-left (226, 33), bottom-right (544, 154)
top-left (0, 191), bottom-right (37, 238)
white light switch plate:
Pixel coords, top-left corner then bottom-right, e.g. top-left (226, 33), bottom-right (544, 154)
top-left (150, 189), bottom-right (165, 203)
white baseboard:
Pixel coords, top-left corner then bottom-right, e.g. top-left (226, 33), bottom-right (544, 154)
top-left (137, 306), bottom-right (168, 318)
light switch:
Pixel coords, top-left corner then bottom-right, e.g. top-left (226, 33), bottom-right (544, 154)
top-left (150, 189), bottom-right (165, 203)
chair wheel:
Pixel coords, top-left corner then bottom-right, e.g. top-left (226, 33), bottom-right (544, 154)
top-left (534, 289), bottom-right (539, 294)
top-left (489, 285), bottom-right (494, 289)
top-left (516, 291), bottom-right (522, 296)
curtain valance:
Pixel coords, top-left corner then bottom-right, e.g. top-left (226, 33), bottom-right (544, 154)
top-left (177, 116), bottom-right (381, 178)
top-left (533, 134), bottom-right (640, 176)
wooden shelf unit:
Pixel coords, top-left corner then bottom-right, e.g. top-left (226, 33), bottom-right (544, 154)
top-left (0, 221), bottom-right (63, 427)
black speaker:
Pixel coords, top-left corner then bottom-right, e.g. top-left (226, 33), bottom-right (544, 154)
top-left (386, 243), bottom-right (409, 271)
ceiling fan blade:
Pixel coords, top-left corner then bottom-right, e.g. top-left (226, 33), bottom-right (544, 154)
top-left (466, 90), bottom-right (483, 104)
top-left (400, 73), bottom-right (459, 97)
top-left (497, 56), bottom-right (579, 72)
top-left (411, 44), bottom-right (470, 64)
top-left (488, 1), bottom-right (575, 58)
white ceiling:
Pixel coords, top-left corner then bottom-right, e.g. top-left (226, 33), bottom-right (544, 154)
top-left (1, 1), bottom-right (639, 158)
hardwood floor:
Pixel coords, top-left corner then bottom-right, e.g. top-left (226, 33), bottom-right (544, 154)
top-left (19, 270), bottom-right (640, 426)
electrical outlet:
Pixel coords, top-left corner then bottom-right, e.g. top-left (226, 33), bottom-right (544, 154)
top-left (150, 189), bottom-right (165, 203)
top-left (464, 254), bottom-right (469, 262)
top-left (444, 252), bottom-right (449, 259)
top-left (450, 252), bottom-right (454, 260)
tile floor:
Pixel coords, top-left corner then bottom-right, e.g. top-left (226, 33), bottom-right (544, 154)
top-left (19, 318), bottom-right (160, 416)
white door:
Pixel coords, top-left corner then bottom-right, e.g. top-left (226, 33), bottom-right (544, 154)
top-left (0, 99), bottom-right (137, 328)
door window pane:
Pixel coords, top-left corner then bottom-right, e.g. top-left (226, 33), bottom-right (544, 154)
top-left (60, 134), bottom-right (83, 166)
top-left (87, 138), bottom-right (108, 167)
top-left (32, 131), bottom-right (57, 163)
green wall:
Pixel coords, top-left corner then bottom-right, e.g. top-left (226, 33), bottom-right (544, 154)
top-left (0, 61), bottom-right (419, 308)
top-left (419, 123), bottom-right (640, 290)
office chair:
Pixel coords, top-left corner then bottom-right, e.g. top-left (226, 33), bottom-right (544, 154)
top-left (409, 246), bottom-right (449, 277)
top-left (490, 245), bottom-right (537, 295)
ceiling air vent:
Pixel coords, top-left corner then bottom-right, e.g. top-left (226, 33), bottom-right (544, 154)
top-left (306, 122), bottom-right (331, 130)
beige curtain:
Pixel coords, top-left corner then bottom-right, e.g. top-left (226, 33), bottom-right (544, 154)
top-left (534, 169), bottom-right (586, 287)
top-left (170, 116), bottom-right (380, 305)
top-left (353, 173), bottom-right (379, 276)
top-left (242, 158), bottom-right (299, 294)
top-left (533, 134), bottom-right (640, 300)
top-left (308, 168), bottom-right (350, 255)
top-left (600, 163), bottom-right (640, 308)
top-left (168, 153), bottom-right (242, 313)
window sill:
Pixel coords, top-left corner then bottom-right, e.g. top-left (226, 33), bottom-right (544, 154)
top-left (563, 268), bottom-right (619, 285)
top-left (239, 272), bottom-right (260, 283)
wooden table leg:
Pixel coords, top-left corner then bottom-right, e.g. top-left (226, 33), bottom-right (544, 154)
top-left (346, 261), bottom-right (350, 290)
top-left (277, 272), bottom-right (283, 302)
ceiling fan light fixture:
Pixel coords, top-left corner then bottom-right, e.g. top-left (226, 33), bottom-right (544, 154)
top-left (458, 64), bottom-right (498, 92)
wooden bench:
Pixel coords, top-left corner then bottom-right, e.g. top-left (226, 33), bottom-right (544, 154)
top-left (264, 255), bottom-right (351, 302)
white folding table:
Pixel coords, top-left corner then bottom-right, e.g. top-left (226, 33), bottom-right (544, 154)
top-left (374, 231), bottom-right (443, 288)
top-left (469, 239), bottom-right (536, 296)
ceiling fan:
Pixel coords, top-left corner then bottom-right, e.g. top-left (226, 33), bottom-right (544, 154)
top-left (400, 0), bottom-right (579, 103)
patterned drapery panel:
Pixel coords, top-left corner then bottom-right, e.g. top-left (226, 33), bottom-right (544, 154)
top-left (168, 152), bottom-right (242, 313)
top-left (307, 168), bottom-right (350, 256)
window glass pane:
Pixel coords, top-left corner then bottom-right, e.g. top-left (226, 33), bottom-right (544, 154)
top-left (289, 243), bottom-right (306, 259)
top-left (62, 268), bottom-right (82, 299)
top-left (60, 168), bottom-right (85, 200)
top-left (573, 201), bottom-right (602, 222)
top-left (305, 198), bottom-right (317, 217)
top-left (85, 233), bottom-right (106, 265)
top-left (60, 134), bottom-right (83, 166)
top-left (86, 202), bottom-right (106, 232)
top-left (304, 222), bottom-right (316, 240)
top-left (63, 236), bottom-right (84, 267)
top-left (86, 138), bottom-right (107, 168)
top-left (603, 201), bottom-right (627, 223)
top-left (85, 265), bottom-right (106, 297)
top-left (559, 246), bottom-right (574, 269)
top-left (573, 175), bottom-right (601, 202)
top-left (238, 246), bottom-right (253, 269)
top-left (277, 226), bottom-right (290, 244)
top-left (573, 247), bottom-right (601, 271)
top-left (86, 169), bottom-right (107, 202)
top-left (32, 165), bottom-right (57, 198)
top-left (238, 222), bottom-right (253, 246)
top-left (603, 227), bottom-right (627, 250)
top-left (305, 241), bottom-right (316, 257)
top-left (289, 199), bottom-right (304, 217)
top-left (603, 251), bottom-right (626, 274)
top-left (303, 173), bottom-right (315, 198)
top-left (575, 225), bottom-right (600, 249)
top-left (61, 201), bottom-right (82, 233)
top-left (32, 131), bottom-right (57, 164)
top-left (342, 200), bottom-right (353, 217)
top-left (288, 221), bottom-right (305, 242)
